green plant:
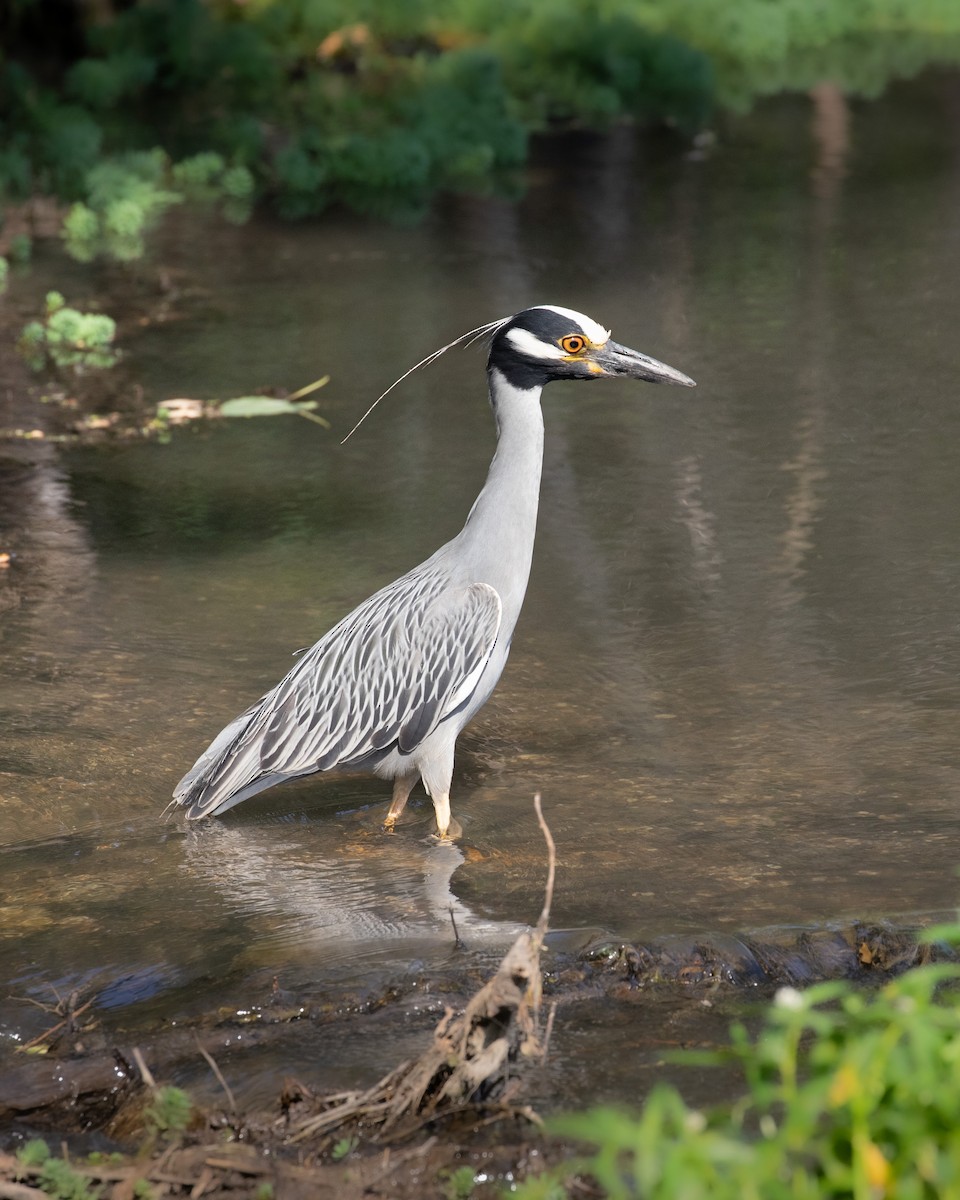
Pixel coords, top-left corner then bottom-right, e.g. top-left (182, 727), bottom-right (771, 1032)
top-left (16, 1139), bottom-right (51, 1169)
top-left (253, 1184), bottom-right (274, 1200)
top-left (37, 1159), bottom-right (100, 1200)
top-left (443, 1164), bottom-right (477, 1200)
top-left (8, 233), bottom-right (31, 263)
top-left (0, 255), bottom-right (7, 294)
top-left (143, 1085), bottom-right (192, 1137)
top-left (516, 926), bottom-right (960, 1199)
top-left (18, 292), bottom-right (120, 373)
top-left (62, 149), bottom-right (253, 262)
top-left (85, 1152), bottom-right (124, 1167)
top-left (331, 1136), bottom-right (358, 1161)
top-left (15, 1139), bottom-right (112, 1199)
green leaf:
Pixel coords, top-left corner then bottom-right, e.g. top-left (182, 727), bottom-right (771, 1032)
top-left (218, 397), bottom-right (329, 426)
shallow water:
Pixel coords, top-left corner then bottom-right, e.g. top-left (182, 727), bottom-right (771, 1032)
top-left (3, 76), bottom-right (960, 1105)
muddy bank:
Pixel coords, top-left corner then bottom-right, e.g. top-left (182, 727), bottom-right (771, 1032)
top-left (0, 912), bottom-right (950, 1198)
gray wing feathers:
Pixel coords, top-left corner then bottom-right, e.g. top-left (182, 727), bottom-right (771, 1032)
top-left (173, 572), bottom-right (502, 816)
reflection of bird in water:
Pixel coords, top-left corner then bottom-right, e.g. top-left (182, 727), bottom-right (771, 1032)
top-left (180, 820), bottom-right (478, 959)
top-left (171, 306), bottom-right (695, 838)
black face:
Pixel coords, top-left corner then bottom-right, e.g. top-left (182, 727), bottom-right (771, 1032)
top-left (488, 308), bottom-right (594, 389)
top-left (487, 306), bottom-right (696, 392)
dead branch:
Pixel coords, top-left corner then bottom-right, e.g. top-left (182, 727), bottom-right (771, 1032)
top-left (287, 793), bottom-right (557, 1146)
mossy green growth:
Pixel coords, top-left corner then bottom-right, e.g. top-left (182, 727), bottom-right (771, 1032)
top-left (443, 1164), bottom-right (478, 1199)
top-left (143, 1085), bottom-right (193, 1137)
top-left (15, 1141), bottom-right (99, 1200)
top-left (16, 1138), bottom-right (52, 1168)
top-left (18, 292), bottom-right (120, 373)
top-left (37, 1158), bottom-right (101, 1200)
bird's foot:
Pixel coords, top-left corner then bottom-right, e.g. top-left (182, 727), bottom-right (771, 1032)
top-left (430, 818), bottom-right (463, 844)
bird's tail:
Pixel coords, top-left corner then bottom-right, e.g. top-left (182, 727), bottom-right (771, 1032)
top-left (169, 702), bottom-right (275, 819)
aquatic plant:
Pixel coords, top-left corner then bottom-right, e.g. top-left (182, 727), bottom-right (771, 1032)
top-left (515, 922), bottom-right (960, 1198)
top-left (62, 149), bottom-right (253, 263)
top-left (18, 292), bottom-right (120, 373)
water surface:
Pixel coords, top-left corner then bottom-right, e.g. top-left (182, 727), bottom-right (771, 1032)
top-left (2, 76), bottom-right (960, 1103)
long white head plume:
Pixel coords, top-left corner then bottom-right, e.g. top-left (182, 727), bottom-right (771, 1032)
top-left (340, 315), bottom-right (510, 444)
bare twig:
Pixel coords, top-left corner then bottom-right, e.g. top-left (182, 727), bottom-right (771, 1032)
top-left (533, 792), bottom-right (555, 941)
top-left (449, 905), bottom-right (465, 950)
top-left (360, 1137), bottom-right (437, 1188)
top-left (194, 1035), bottom-right (236, 1114)
top-left (541, 1001), bottom-right (558, 1061)
top-left (14, 992), bottom-right (96, 1053)
top-left (131, 1047), bottom-right (158, 1093)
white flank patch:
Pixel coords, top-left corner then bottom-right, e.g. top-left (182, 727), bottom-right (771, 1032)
top-left (534, 304), bottom-right (610, 346)
top-left (506, 327), bottom-right (567, 360)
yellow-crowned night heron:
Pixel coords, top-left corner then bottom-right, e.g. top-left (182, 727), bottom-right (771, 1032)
top-left (171, 305), bottom-right (695, 837)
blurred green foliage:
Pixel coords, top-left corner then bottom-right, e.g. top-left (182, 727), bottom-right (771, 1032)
top-left (143, 1084), bottom-right (193, 1136)
top-left (61, 148), bottom-right (252, 261)
top-left (515, 924), bottom-right (960, 1199)
top-left (18, 291), bottom-right (121, 372)
top-left (2, 0), bottom-right (960, 228)
top-left (1, 0), bottom-right (707, 227)
top-left (625, 0), bottom-right (960, 109)
top-left (14, 1139), bottom-right (100, 1200)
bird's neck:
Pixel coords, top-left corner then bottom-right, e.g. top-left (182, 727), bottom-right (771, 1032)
top-left (456, 367), bottom-right (544, 619)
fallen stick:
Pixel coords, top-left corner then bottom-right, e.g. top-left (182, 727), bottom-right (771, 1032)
top-left (288, 793), bottom-right (557, 1145)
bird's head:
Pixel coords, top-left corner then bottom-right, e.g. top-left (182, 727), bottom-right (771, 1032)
top-left (488, 305), bottom-right (696, 392)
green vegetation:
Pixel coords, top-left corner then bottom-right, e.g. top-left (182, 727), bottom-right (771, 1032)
top-left (15, 1141), bottom-right (99, 1200)
top-left (330, 1135), bottom-right (358, 1161)
top-left (4, 0), bottom-right (960, 238)
top-left (143, 1084), bottom-right (193, 1137)
top-left (61, 148), bottom-right (252, 262)
top-left (443, 1164), bottom-right (479, 1199)
top-left (18, 291), bottom-right (120, 373)
top-left (516, 925), bottom-right (960, 1199)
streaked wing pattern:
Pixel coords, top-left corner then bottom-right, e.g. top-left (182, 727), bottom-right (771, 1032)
top-left (175, 569), bottom-right (502, 812)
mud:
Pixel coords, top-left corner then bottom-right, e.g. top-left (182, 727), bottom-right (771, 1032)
top-left (0, 912), bottom-right (948, 1198)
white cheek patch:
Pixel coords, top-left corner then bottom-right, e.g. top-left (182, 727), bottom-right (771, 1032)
top-left (535, 305), bottom-right (610, 347)
top-left (506, 327), bottom-right (567, 360)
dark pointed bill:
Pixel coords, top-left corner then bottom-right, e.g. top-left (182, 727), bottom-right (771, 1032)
top-left (594, 341), bottom-right (697, 387)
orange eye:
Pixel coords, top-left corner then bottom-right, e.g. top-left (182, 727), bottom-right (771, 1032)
top-left (560, 335), bottom-right (586, 354)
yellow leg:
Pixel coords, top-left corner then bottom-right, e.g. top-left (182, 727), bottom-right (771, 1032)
top-left (383, 774), bottom-right (418, 832)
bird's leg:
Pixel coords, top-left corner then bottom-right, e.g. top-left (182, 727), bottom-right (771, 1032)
top-left (431, 792), bottom-right (462, 842)
top-left (433, 792), bottom-right (451, 838)
top-left (383, 773), bottom-right (418, 832)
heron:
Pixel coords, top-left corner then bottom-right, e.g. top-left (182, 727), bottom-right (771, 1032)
top-left (171, 304), bottom-right (695, 838)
